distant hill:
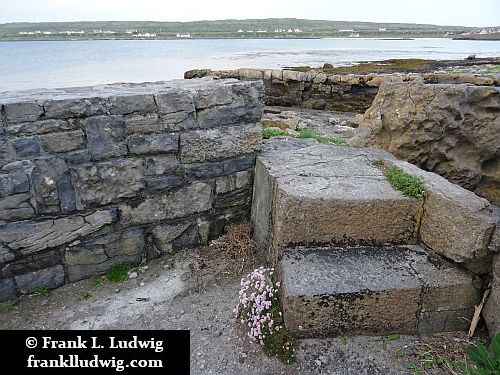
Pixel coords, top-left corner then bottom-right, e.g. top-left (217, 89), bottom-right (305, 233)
top-left (0, 18), bottom-right (474, 40)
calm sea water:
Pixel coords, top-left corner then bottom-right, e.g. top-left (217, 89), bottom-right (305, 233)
top-left (1, 38), bottom-right (499, 91)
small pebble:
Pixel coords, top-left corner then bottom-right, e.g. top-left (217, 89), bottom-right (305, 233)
top-left (128, 272), bottom-right (138, 279)
top-left (139, 282), bottom-right (145, 287)
top-left (114, 288), bottom-right (121, 293)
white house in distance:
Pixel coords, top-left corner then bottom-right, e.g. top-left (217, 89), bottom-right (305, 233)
top-left (176, 32), bottom-right (191, 38)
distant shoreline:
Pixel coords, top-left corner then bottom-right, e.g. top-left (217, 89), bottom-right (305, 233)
top-left (0, 36), bottom-right (459, 42)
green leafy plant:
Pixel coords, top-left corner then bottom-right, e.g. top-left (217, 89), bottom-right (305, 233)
top-left (297, 128), bottom-right (347, 146)
top-left (106, 264), bottom-right (130, 283)
top-left (340, 336), bottom-right (348, 345)
top-left (262, 128), bottom-right (288, 138)
top-left (81, 291), bottom-right (92, 300)
top-left (0, 298), bottom-right (16, 313)
top-left (385, 166), bottom-right (427, 199)
top-left (372, 159), bottom-right (385, 167)
top-left (459, 334), bottom-right (500, 375)
top-left (34, 286), bottom-right (50, 297)
top-left (235, 267), bottom-right (296, 364)
top-left (383, 333), bottom-right (400, 350)
top-left (91, 277), bottom-right (106, 287)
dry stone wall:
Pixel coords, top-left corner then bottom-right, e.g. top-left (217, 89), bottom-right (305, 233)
top-left (0, 78), bottom-right (263, 301)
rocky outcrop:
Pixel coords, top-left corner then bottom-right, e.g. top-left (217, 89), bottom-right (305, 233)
top-left (0, 78), bottom-right (264, 300)
top-left (185, 67), bottom-right (499, 114)
top-left (185, 68), bottom-right (412, 113)
top-left (352, 81), bottom-right (500, 205)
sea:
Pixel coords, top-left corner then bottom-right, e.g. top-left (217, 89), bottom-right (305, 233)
top-left (1, 38), bottom-right (499, 91)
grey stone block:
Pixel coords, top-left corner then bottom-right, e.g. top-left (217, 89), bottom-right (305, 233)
top-left (145, 176), bottom-right (184, 191)
top-left (0, 278), bottom-right (16, 301)
top-left (120, 182), bottom-right (212, 226)
top-left (0, 171), bottom-right (30, 197)
top-left (184, 162), bottom-right (224, 180)
top-left (44, 97), bottom-right (108, 118)
top-left (72, 159), bottom-right (144, 208)
top-left (66, 150), bottom-right (91, 164)
top-left (390, 160), bottom-right (497, 273)
top-left (162, 112), bottom-right (197, 132)
top-left (0, 137), bottom-right (12, 168)
top-left (5, 119), bottom-right (77, 135)
top-left (197, 101), bottom-right (262, 128)
top-left (155, 90), bottom-right (195, 114)
top-left (215, 169), bottom-right (253, 194)
top-left (0, 208), bottom-right (117, 255)
top-left (180, 123), bottom-right (262, 164)
top-left (281, 246), bottom-right (480, 338)
top-left (14, 264), bottom-right (65, 294)
top-left (108, 94), bottom-right (156, 115)
top-left (214, 189), bottom-right (251, 209)
top-left (124, 113), bottom-right (161, 134)
top-left (151, 223), bottom-right (191, 253)
top-left (0, 193), bottom-right (35, 221)
top-left (144, 155), bottom-right (179, 176)
top-left (488, 206), bottom-right (500, 253)
top-left (83, 115), bottom-right (127, 160)
top-left (252, 145), bottom-right (419, 259)
top-left (0, 245), bottom-right (15, 264)
top-left (483, 253), bottom-right (500, 338)
top-left (13, 136), bottom-right (41, 158)
top-left (127, 133), bottom-right (179, 155)
top-left (31, 157), bottom-right (76, 213)
top-left (40, 130), bottom-right (85, 153)
top-left (193, 84), bottom-right (234, 109)
top-left (2, 249), bottom-right (61, 277)
top-left (223, 156), bottom-right (256, 174)
top-left (3, 102), bottom-right (43, 123)
top-left (65, 229), bottom-right (144, 282)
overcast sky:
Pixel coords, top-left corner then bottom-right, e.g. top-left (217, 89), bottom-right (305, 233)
top-left (1, 0), bottom-right (499, 26)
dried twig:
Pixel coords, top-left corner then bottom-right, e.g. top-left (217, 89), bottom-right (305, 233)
top-left (468, 283), bottom-right (491, 338)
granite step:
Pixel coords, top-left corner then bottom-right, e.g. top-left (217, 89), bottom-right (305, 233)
top-left (251, 143), bottom-right (421, 262)
top-left (280, 245), bottom-right (481, 338)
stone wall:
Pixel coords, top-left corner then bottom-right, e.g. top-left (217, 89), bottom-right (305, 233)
top-left (184, 68), bottom-right (499, 113)
top-left (0, 78), bottom-right (263, 301)
top-left (352, 81), bottom-right (500, 205)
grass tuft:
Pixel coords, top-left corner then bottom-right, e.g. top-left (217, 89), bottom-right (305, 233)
top-left (34, 286), bottom-right (50, 297)
top-left (0, 298), bottom-right (16, 313)
top-left (385, 166), bottom-right (427, 199)
top-left (262, 128), bottom-right (288, 139)
top-left (297, 128), bottom-right (347, 146)
top-left (106, 264), bottom-right (130, 283)
top-left (91, 277), bottom-right (106, 287)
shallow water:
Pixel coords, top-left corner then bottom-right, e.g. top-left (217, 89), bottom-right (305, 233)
top-left (1, 38), bottom-right (499, 91)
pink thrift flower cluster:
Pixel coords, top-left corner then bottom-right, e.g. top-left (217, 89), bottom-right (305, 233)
top-left (234, 266), bottom-right (281, 346)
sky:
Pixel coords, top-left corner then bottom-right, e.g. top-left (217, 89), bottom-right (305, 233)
top-left (1, 0), bottom-right (499, 27)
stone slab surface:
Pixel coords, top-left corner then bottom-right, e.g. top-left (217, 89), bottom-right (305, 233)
top-left (280, 245), bottom-right (480, 338)
top-left (388, 159), bottom-right (497, 274)
top-left (251, 142), bottom-right (419, 260)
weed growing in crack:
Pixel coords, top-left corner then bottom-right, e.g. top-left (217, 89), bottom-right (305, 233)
top-left (34, 286), bottom-right (50, 297)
